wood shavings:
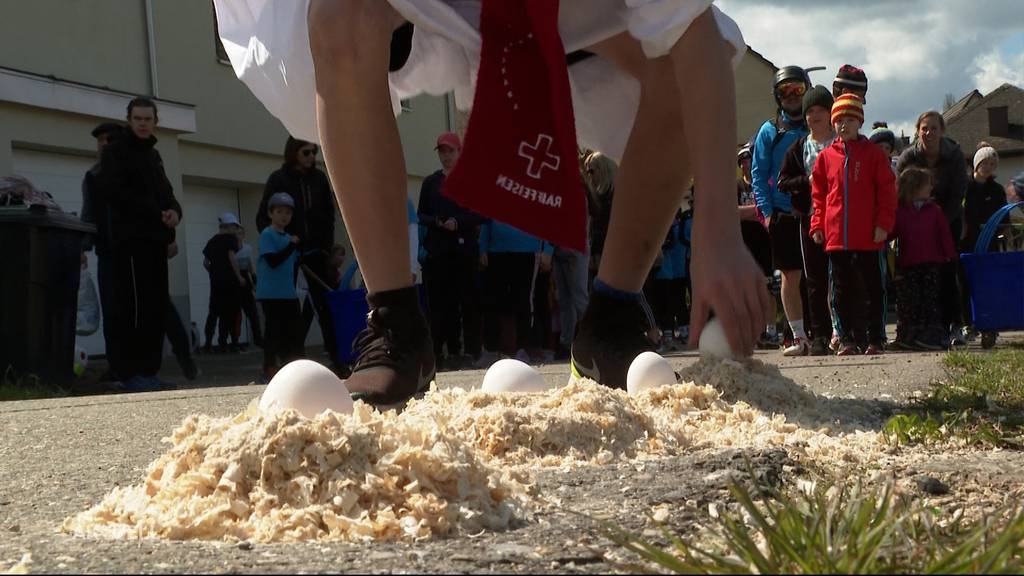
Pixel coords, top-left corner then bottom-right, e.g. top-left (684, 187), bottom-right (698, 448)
top-left (64, 358), bottom-right (892, 543)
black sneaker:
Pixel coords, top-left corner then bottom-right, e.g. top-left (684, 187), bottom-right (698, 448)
top-left (180, 356), bottom-right (200, 381)
top-left (809, 337), bottom-right (830, 356)
top-left (570, 291), bottom-right (656, 390)
top-left (346, 287), bottom-right (435, 406)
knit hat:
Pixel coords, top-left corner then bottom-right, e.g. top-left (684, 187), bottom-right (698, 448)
top-left (1011, 172), bottom-right (1024, 195)
top-left (831, 94), bottom-right (864, 125)
top-left (802, 85), bottom-right (834, 116)
top-left (869, 126), bottom-right (897, 148)
top-left (973, 146), bottom-right (998, 169)
top-left (834, 64), bottom-right (868, 94)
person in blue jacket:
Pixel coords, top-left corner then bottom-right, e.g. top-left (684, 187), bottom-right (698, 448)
top-left (479, 220), bottom-right (555, 363)
top-left (647, 209), bottom-right (690, 352)
top-left (752, 65), bottom-right (811, 356)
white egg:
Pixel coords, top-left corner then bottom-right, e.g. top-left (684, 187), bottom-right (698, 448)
top-left (481, 359), bottom-right (550, 393)
top-left (698, 317), bottom-right (735, 359)
top-left (626, 351), bottom-right (677, 396)
top-left (258, 359), bottom-right (354, 418)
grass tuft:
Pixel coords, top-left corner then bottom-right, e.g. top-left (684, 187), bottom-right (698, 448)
top-left (883, 350), bottom-right (1024, 449)
top-left (0, 366), bottom-right (69, 401)
top-left (599, 478), bottom-right (1024, 574)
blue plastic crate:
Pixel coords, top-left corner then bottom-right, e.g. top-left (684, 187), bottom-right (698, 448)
top-left (961, 202), bottom-right (1024, 332)
top-left (326, 287), bottom-right (369, 365)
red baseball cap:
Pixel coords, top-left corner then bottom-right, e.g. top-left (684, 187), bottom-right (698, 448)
top-left (435, 131), bottom-right (462, 150)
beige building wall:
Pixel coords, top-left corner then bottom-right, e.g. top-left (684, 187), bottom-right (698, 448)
top-left (0, 0), bottom-right (151, 96)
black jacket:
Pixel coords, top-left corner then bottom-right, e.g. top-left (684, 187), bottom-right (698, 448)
top-left (97, 132), bottom-right (181, 246)
top-left (963, 177), bottom-right (1007, 251)
top-left (896, 137), bottom-right (968, 226)
top-left (777, 134), bottom-right (813, 216)
top-left (80, 163), bottom-right (112, 255)
top-left (417, 170), bottom-right (484, 259)
top-left (256, 166), bottom-right (336, 256)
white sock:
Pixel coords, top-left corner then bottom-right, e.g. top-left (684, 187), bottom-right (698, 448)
top-left (789, 320), bottom-right (807, 340)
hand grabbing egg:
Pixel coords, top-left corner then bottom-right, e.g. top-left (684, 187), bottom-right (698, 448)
top-left (481, 359), bottom-right (550, 393)
top-left (259, 359), bottom-right (354, 418)
top-left (626, 351), bottom-right (677, 396)
top-left (698, 317), bottom-right (735, 359)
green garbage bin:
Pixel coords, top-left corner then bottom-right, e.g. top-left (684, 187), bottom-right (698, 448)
top-left (0, 205), bottom-right (95, 385)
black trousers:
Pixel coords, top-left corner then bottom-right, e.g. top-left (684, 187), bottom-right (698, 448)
top-left (829, 250), bottom-right (886, 347)
top-left (483, 252), bottom-right (536, 352)
top-left (108, 241), bottom-right (167, 379)
top-left (895, 264), bottom-right (944, 345)
top-left (166, 300), bottom-right (192, 363)
top-left (532, 269), bottom-right (553, 350)
top-left (261, 299), bottom-right (304, 371)
top-left (235, 278), bottom-right (262, 346)
top-left (800, 216), bottom-right (832, 341)
top-left (95, 252), bottom-right (117, 373)
top-left (206, 284), bottom-right (240, 347)
top-left (424, 254), bottom-right (482, 359)
top-left (646, 277), bottom-right (689, 332)
top-left (299, 253), bottom-right (339, 366)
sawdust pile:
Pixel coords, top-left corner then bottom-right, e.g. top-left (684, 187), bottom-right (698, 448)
top-left (64, 358), bottom-right (888, 543)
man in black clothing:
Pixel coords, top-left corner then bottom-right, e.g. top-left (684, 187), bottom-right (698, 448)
top-left (417, 132), bottom-right (485, 369)
top-left (255, 137), bottom-right (339, 368)
top-left (80, 122), bottom-right (122, 379)
top-left (97, 97), bottom-right (182, 392)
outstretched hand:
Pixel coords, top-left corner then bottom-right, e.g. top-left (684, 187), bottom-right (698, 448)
top-left (687, 235), bottom-right (771, 357)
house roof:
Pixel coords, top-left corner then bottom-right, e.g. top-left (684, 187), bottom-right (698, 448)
top-left (943, 89), bottom-right (982, 123)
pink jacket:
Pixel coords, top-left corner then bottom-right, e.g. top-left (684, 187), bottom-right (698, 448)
top-left (889, 201), bottom-right (957, 268)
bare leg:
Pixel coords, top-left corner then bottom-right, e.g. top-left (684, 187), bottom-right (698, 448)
top-left (780, 269), bottom-right (804, 326)
top-left (586, 10), bottom-right (769, 356)
top-left (308, 1), bottom-right (434, 404)
top-left (308, 0), bottom-right (409, 294)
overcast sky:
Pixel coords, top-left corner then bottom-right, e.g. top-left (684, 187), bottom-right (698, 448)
top-left (717, 0), bottom-right (1024, 139)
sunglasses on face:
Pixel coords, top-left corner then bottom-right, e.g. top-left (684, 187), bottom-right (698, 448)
top-left (301, 148), bottom-right (317, 157)
top-left (777, 83), bottom-right (807, 99)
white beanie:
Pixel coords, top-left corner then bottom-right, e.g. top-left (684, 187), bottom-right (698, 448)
top-left (974, 146), bottom-right (998, 169)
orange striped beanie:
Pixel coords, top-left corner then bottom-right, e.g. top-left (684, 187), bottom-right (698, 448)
top-left (831, 93), bottom-right (864, 125)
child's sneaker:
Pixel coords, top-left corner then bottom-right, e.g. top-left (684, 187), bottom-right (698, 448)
top-left (571, 291), bottom-right (656, 390)
top-left (346, 287), bottom-right (435, 406)
top-left (757, 332), bottom-right (780, 350)
top-left (836, 342), bottom-right (859, 356)
top-left (912, 339), bottom-right (945, 351)
top-left (783, 337), bottom-right (809, 357)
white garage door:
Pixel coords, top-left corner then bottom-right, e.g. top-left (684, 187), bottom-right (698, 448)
top-left (183, 184), bottom-right (248, 343)
top-left (13, 149), bottom-right (107, 356)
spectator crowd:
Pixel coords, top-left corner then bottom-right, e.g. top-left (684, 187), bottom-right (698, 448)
top-left (66, 64), bottom-right (1024, 390)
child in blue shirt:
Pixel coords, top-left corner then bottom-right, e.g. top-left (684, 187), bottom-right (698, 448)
top-left (257, 192), bottom-right (304, 378)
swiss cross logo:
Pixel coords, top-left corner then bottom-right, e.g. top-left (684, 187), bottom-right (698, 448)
top-left (518, 134), bottom-right (560, 180)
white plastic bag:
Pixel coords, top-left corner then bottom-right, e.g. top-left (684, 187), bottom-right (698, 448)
top-left (76, 268), bottom-right (100, 336)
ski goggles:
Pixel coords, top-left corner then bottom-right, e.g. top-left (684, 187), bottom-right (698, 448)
top-left (776, 82), bottom-right (807, 99)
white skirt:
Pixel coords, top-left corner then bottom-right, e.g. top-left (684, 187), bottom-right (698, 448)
top-left (212, 0), bottom-right (744, 160)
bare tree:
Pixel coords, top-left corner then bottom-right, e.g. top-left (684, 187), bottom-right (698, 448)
top-left (943, 92), bottom-right (957, 112)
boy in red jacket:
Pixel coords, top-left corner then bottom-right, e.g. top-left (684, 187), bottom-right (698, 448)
top-left (810, 94), bottom-right (897, 356)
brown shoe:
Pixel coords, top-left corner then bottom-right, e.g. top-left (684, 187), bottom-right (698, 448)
top-left (836, 343), bottom-right (859, 356)
top-left (346, 287), bottom-right (435, 406)
top-left (863, 344), bottom-right (884, 356)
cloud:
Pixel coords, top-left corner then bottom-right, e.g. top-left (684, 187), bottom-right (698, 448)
top-left (717, 0), bottom-right (1024, 136)
top-left (971, 50), bottom-right (1024, 93)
